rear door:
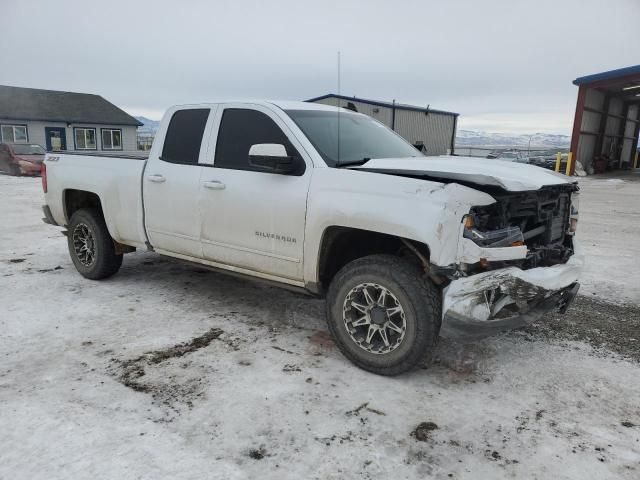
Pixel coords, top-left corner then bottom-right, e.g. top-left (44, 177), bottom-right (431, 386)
top-left (143, 107), bottom-right (213, 258)
top-left (198, 104), bottom-right (312, 281)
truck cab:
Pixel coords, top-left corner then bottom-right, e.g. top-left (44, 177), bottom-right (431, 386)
top-left (143, 103), bottom-right (313, 283)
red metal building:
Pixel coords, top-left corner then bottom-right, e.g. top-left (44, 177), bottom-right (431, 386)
top-left (570, 65), bottom-right (640, 174)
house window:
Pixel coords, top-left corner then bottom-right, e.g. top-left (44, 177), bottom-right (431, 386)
top-left (101, 129), bottom-right (122, 150)
top-left (74, 128), bottom-right (97, 150)
top-left (1, 124), bottom-right (28, 143)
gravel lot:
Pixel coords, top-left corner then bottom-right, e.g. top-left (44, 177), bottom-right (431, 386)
top-left (1, 172), bottom-right (639, 479)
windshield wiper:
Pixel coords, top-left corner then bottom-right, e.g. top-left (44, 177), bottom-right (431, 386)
top-left (335, 157), bottom-right (371, 168)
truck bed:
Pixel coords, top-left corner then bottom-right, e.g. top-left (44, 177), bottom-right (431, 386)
top-left (44, 152), bottom-right (149, 249)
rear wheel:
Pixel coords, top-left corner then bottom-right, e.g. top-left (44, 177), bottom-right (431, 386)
top-left (67, 208), bottom-right (122, 280)
top-left (326, 254), bottom-right (441, 376)
top-left (8, 163), bottom-right (21, 176)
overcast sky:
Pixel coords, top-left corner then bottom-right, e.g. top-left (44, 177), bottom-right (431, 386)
top-left (3, 0), bottom-right (639, 134)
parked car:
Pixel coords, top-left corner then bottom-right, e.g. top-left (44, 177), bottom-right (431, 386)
top-left (529, 154), bottom-right (568, 171)
top-left (0, 143), bottom-right (46, 176)
top-left (41, 101), bottom-right (582, 376)
top-left (489, 150), bottom-right (528, 163)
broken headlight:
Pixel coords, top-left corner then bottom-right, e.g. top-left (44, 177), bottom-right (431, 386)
top-left (463, 215), bottom-right (524, 248)
top-left (568, 191), bottom-right (579, 234)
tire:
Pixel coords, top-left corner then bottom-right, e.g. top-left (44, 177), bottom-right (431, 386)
top-left (8, 163), bottom-right (21, 176)
top-left (326, 254), bottom-right (441, 376)
top-left (67, 208), bottom-right (123, 280)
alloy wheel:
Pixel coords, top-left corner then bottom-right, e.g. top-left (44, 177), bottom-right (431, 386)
top-left (72, 222), bottom-right (96, 267)
top-left (342, 282), bottom-right (407, 354)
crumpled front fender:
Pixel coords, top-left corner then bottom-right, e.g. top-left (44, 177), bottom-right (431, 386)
top-left (440, 240), bottom-right (585, 339)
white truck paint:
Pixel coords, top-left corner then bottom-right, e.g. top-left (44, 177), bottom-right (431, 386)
top-left (42, 100), bottom-right (583, 372)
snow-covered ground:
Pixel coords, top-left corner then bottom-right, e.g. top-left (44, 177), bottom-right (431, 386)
top-left (574, 174), bottom-right (640, 303)
top-left (1, 173), bottom-right (639, 480)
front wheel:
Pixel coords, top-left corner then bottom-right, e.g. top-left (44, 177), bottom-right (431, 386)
top-left (326, 255), bottom-right (441, 376)
top-left (67, 208), bottom-right (123, 280)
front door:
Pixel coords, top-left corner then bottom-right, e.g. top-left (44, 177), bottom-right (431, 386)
top-left (199, 105), bottom-right (311, 281)
top-left (44, 127), bottom-right (67, 151)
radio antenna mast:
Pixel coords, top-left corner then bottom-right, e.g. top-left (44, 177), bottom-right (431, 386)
top-left (337, 51), bottom-right (341, 164)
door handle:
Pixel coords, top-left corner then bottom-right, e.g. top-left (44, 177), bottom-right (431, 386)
top-left (203, 180), bottom-right (226, 190)
top-left (147, 174), bottom-right (166, 183)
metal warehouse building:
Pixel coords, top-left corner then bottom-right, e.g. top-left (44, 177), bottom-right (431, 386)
top-left (306, 94), bottom-right (458, 156)
top-left (570, 65), bottom-right (640, 174)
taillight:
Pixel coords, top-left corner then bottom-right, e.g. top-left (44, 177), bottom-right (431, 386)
top-left (41, 162), bottom-right (47, 193)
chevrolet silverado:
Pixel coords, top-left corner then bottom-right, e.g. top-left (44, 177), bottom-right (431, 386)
top-left (41, 101), bottom-right (583, 375)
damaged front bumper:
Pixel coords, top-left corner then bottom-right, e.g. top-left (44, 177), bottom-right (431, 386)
top-left (440, 240), bottom-right (584, 340)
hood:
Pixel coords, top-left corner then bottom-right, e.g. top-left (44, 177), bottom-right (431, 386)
top-left (15, 154), bottom-right (44, 164)
top-left (351, 156), bottom-right (575, 192)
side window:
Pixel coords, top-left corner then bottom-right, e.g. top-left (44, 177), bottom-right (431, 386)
top-left (161, 109), bottom-right (210, 164)
top-left (214, 108), bottom-right (300, 172)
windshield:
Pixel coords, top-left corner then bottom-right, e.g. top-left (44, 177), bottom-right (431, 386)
top-left (286, 110), bottom-right (422, 166)
top-left (12, 144), bottom-right (45, 155)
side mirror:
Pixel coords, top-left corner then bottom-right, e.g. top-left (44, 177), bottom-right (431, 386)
top-left (248, 143), bottom-right (301, 175)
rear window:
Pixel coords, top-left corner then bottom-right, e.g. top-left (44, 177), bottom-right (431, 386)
top-left (161, 109), bottom-right (210, 164)
top-left (12, 144), bottom-right (45, 155)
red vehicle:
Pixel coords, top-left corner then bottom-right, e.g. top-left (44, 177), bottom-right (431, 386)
top-left (0, 143), bottom-right (46, 176)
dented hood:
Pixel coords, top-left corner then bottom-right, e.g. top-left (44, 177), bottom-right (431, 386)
top-left (351, 156), bottom-right (574, 191)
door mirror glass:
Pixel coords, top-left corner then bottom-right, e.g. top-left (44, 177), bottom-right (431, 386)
top-left (248, 143), bottom-right (299, 174)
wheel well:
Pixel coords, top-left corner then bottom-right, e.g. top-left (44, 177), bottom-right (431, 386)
top-left (317, 226), bottom-right (430, 292)
top-left (64, 190), bottom-right (103, 223)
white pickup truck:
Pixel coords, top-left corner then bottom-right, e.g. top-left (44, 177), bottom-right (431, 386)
top-left (41, 101), bottom-right (583, 375)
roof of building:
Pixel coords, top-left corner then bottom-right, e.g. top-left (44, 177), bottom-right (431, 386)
top-left (573, 65), bottom-right (640, 86)
top-left (305, 93), bottom-right (459, 116)
top-left (0, 85), bottom-right (142, 126)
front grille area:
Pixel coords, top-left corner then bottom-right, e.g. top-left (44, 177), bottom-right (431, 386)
top-left (470, 184), bottom-right (578, 268)
top-left (548, 195), bottom-right (570, 243)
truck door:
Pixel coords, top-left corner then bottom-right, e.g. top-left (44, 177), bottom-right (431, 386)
top-left (143, 107), bottom-right (212, 258)
top-left (198, 105), bottom-right (312, 281)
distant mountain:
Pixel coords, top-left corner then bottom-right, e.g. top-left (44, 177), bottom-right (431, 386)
top-left (456, 130), bottom-right (570, 147)
top-left (135, 116), bottom-right (161, 135)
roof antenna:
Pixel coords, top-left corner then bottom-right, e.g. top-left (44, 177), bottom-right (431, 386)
top-left (337, 50), bottom-right (341, 164)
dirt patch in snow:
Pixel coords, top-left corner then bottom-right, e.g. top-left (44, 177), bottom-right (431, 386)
top-left (526, 295), bottom-right (640, 361)
top-left (36, 266), bottom-right (63, 273)
top-left (346, 402), bottom-right (386, 417)
top-left (247, 446), bottom-right (267, 460)
top-left (110, 327), bottom-right (224, 413)
top-left (144, 328), bottom-right (224, 364)
top-left (411, 422), bottom-right (439, 442)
